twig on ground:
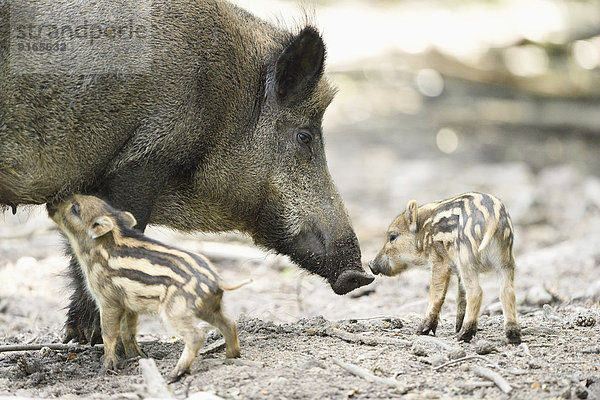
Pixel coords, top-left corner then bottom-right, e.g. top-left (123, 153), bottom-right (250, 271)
top-left (467, 365), bottom-right (512, 394)
top-left (201, 358), bottom-right (263, 368)
top-left (139, 358), bottom-right (173, 398)
top-left (0, 343), bottom-right (79, 353)
top-left (433, 355), bottom-right (497, 371)
top-left (332, 358), bottom-right (409, 394)
top-left (0, 338), bottom-right (224, 356)
top-left (339, 316), bottom-right (401, 322)
top-left (325, 327), bottom-right (412, 347)
top-left (198, 339), bottom-right (226, 357)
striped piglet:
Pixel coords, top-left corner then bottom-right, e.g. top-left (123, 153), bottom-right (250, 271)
top-left (48, 194), bottom-right (249, 381)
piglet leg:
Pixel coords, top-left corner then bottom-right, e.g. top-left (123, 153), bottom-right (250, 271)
top-left (418, 257), bottom-right (451, 336)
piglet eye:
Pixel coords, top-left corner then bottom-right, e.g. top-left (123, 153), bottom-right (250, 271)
top-left (297, 131), bottom-right (312, 145)
top-left (388, 232), bottom-right (399, 242)
top-left (71, 202), bottom-right (81, 216)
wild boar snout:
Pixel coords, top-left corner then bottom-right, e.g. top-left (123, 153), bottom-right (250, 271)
top-left (271, 219), bottom-right (373, 295)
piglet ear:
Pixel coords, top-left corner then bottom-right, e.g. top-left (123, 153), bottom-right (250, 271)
top-left (406, 200), bottom-right (419, 233)
top-left (119, 211), bottom-right (137, 229)
top-left (274, 26), bottom-right (325, 104)
top-left (89, 216), bottom-right (114, 239)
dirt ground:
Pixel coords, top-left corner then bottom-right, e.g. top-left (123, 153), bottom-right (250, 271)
top-left (2, 12), bottom-right (600, 400)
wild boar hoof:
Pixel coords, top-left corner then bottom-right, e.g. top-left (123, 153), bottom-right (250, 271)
top-left (62, 325), bottom-right (85, 344)
top-left (417, 318), bottom-right (438, 336)
top-left (332, 270), bottom-right (374, 295)
top-left (62, 322), bottom-right (103, 345)
top-left (457, 324), bottom-right (477, 342)
top-left (505, 323), bottom-right (522, 345)
top-left (89, 326), bottom-right (103, 347)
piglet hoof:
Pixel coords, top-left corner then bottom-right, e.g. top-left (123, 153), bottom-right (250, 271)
top-left (455, 315), bottom-right (465, 333)
top-left (167, 370), bottom-right (188, 384)
top-left (457, 323), bottom-right (477, 343)
top-left (505, 323), bottom-right (522, 345)
top-left (225, 348), bottom-right (241, 359)
top-left (101, 357), bottom-right (121, 375)
top-left (417, 317), bottom-right (438, 336)
top-left (332, 270), bottom-right (374, 295)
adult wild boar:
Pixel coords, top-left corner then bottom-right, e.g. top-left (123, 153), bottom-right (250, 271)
top-left (0, 0), bottom-right (373, 343)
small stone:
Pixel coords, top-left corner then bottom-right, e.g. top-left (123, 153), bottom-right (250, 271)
top-left (575, 315), bottom-right (596, 327)
top-left (411, 343), bottom-right (428, 357)
top-left (387, 318), bottom-right (403, 329)
top-left (525, 286), bottom-right (553, 306)
top-left (474, 339), bottom-right (496, 355)
top-left (39, 347), bottom-right (52, 358)
top-left (528, 361), bottom-right (542, 369)
top-left (448, 347), bottom-right (466, 360)
top-left (561, 388), bottom-right (572, 399)
top-left (574, 385), bottom-right (588, 399)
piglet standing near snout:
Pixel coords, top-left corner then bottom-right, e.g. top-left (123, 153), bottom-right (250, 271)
top-left (369, 192), bottom-right (521, 344)
top-left (47, 194), bottom-right (248, 382)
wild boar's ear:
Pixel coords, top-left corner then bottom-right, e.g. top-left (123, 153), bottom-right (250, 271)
top-left (406, 200), bottom-right (419, 233)
top-left (89, 216), bottom-right (114, 239)
top-left (274, 26), bottom-right (325, 104)
top-left (119, 211), bottom-right (137, 229)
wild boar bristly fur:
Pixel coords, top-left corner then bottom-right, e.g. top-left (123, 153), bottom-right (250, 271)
top-left (0, 0), bottom-right (373, 343)
top-left (48, 194), bottom-right (244, 382)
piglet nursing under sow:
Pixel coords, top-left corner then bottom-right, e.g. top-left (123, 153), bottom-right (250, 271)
top-left (48, 194), bottom-right (249, 381)
top-left (370, 192), bottom-right (521, 344)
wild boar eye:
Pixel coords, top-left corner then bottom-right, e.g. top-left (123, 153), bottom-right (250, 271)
top-left (388, 232), bottom-right (399, 242)
top-left (71, 202), bottom-right (80, 216)
top-left (296, 131), bottom-right (312, 145)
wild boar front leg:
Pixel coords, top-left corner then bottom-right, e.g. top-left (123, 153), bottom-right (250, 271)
top-left (418, 257), bottom-right (451, 336)
top-left (64, 255), bottom-right (102, 345)
top-left (100, 305), bottom-right (124, 371)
